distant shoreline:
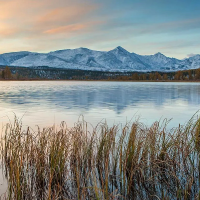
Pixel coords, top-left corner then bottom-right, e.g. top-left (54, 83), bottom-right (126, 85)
top-left (0, 79), bottom-right (200, 82)
top-left (1, 66), bottom-right (200, 82)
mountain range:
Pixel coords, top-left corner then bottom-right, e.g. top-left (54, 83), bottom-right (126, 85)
top-left (0, 46), bottom-right (199, 72)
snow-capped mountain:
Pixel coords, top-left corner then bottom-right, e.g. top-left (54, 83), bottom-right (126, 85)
top-left (0, 47), bottom-right (199, 72)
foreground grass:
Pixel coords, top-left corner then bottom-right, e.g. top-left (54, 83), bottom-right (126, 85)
top-left (1, 115), bottom-right (200, 200)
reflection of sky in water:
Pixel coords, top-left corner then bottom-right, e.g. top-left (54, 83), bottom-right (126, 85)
top-left (0, 81), bottom-right (200, 130)
top-left (1, 81), bottom-right (200, 195)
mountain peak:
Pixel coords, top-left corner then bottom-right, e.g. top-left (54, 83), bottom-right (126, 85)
top-left (154, 52), bottom-right (165, 57)
top-left (116, 46), bottom-right (126, 50)
top-left (77, 47), bottom-right (89, 50)
top-left (188, 54), bottom-right (200, 60)
top-left (112, 46), bottom-right (130, 54)
top-left (1, 47), bottom-right (200, 72)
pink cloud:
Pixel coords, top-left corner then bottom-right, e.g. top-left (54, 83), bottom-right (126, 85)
top-left (44, 24), bottom-right (88, 34)
top-left (37, 5), bottom-right (97, 25)
top-left (0, 0), bottom-right (102, 43)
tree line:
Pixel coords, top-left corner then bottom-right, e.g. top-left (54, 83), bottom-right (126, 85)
top-left (113, 69), bottom-right (200, 81)
top-left (0, 66), bottom-right (200, 81)
top-left (0, 66), bottom-right (20, 80)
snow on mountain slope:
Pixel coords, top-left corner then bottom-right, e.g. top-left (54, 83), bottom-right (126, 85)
top-left (0, 47), bottom-right (199, 72)
top-left (137, 52), bottom-right (182, 71)
top-left (49, 47), bottom-right (104, 69)
top-left (106, 46), bottom-right (151, 70)
top-left (184, 54), bottom-right (200, 69)
top-left (10, 53), bottom-right (78, 68)
top-left (2, 51), bottom-right (31, 64)
top-left (0, 55), bottom-right (8, 65)
top-left (50, 47), bottom-right (104, 62)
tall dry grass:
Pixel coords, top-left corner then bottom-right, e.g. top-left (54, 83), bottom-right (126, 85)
top-left (0, 115), bottom-right (200, 199)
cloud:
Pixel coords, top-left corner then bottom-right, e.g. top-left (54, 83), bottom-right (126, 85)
top-left (0, 22), bottom-right (19, 37)
top-left (0, 0), bottom-right (99, 38)
top-left (36, 5), bottom-right (97, 25)
top-left (0, 28), bottom-right (18, 37)
top-left (0, 0), bottom-right (200, 58)
top-left (0, 0), bottom-right (104, 53)
top-left (44, 24), bottom-right (89, 35)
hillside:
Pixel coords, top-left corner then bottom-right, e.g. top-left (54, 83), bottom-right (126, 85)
top-left (0, 47), bottom-right (199, 72)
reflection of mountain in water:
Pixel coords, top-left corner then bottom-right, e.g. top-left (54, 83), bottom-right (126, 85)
top-left (0, 82), bottom-right (200, 113)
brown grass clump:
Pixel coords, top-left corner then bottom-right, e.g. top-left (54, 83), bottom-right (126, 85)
top-left (1, 115), bottom-right (200, 199)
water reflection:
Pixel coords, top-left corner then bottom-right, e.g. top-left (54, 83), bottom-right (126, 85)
top-left (0, 81), bottom-right (200, 195)
top-left (0, 81), bottom-right (199, 129)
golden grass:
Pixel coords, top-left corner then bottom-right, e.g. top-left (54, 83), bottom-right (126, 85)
top-left (1, 115), bottom-right (200, 199)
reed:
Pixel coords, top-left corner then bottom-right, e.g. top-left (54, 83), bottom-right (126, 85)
top-left (1, 115), bottom-right (200, 199)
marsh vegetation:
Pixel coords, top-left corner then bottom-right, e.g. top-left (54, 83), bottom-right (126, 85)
top-left (1, 115), bottom-right (200, 199)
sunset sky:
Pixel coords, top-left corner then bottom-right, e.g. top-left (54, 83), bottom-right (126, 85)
top-left (0, 0), bottom-right (200, 58)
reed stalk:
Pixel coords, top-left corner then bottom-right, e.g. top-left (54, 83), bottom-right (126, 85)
top-left (0, 115), bottom-right (200, 199)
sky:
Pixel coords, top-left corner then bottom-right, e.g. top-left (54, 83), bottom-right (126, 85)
top-left (0, 0), bottom-right (200, 59)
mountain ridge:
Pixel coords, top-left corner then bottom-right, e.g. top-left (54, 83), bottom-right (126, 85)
top-left (0, 47), bottom-right (199, 72)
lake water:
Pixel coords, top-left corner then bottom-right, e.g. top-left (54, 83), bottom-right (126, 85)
top-left (0, 81), bottom-right (200, 195)
top-left (0, 81), bottom-right (199, 129)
